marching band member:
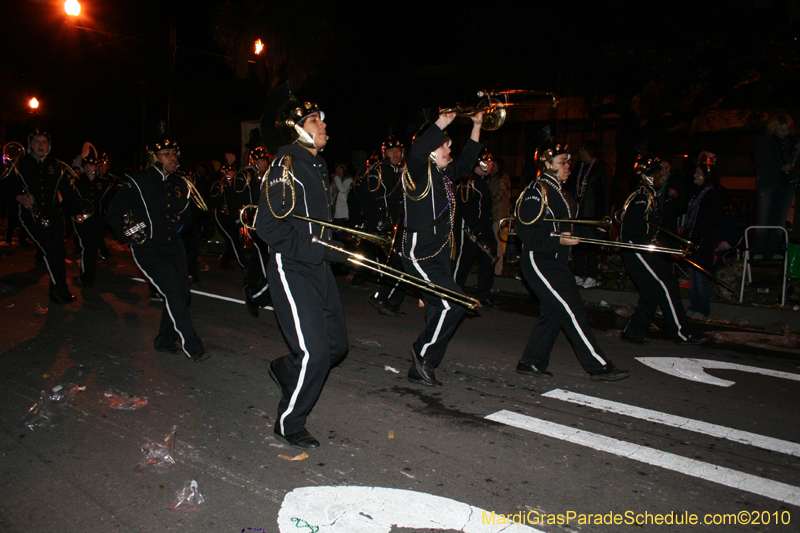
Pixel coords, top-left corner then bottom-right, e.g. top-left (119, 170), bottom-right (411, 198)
top-left (257, 97), bottom-right (348, 449)
top-left (400, 112), bottom-right (483, 387)
top-left (514, 139), bottom-right (628, 381)
top-left (619, 156), bottom-right (710, 345)
top-left (453, 150), bottom-right (498, 308)
top-left (243, 147), bottom-right (273, 317)
top-left (362, 136), bottom-right (407, 317)
top-left (106, 135), bottom-right (210, 362)
top-left (210, 164), bottom-right (247, 269)
top-left (7, 128), bottom-right (80, 303)
top-left (72, 152), bottom-right (114, 287)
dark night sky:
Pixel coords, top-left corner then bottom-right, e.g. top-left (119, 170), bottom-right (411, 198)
top-left (2, 0), bottom-right (798, 171)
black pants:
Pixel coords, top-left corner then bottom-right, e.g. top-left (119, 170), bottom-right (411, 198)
top-left (20, 209), bottom-right (70, 300)
top-left (244, 232), bottom-right (271, 307)
top-left (572, 227), bottom-right (603, 279)
top-left (214, 210), bottom-right (245, 268)
top-left (374, 252), bottom-right (406, 310)
top-left (519, 250), bottom-right (608, 373)
top-left (131, 240), bottom-right (204, 357)
top-left (453, 222), bottom-right (496, 299)
top-left (73, 217), bottom-right (104, 285)
top-left (181, 222), bottom-right (200, 282)
top-left (400, 247), bottom-right (466, 379)
top-left (268, 254), bottom-right (348, 436)
top-left (622, 251), bottom-right (690, 342)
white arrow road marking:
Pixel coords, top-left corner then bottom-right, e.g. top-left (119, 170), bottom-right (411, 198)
top-left (543, 389), bottom-right (800, 457)
top-left (278, 486), bottom-right (543, 533)
top-left (131, 277), bottom-right (273, 310)
top-left (636, 357), bottom-right (800, 387)
top-left (486, 410), bottom-right (800, 507)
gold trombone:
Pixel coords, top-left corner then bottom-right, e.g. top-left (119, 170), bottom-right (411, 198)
top-left (498, 215), bottom-right (612, 235)
top-left (238, 205), bottom-right (480, 308)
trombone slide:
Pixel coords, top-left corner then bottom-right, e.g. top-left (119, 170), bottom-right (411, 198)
top-left (549, 233), bottom-right (687, 256)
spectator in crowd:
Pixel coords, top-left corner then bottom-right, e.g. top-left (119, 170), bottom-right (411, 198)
top-left (753, 113), bottom-right (798, 259)
top-left (487, 156), bottom-right (511, 276)
top-left (332, 162), bottom-right (353, 225)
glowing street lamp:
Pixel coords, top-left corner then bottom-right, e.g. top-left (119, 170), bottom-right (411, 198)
top-left (254, 39), bottom-right (264, 55)
top-left (28, 97), bottom-right (40, 110)
top-left (64, 0), bottom-right (81, 17)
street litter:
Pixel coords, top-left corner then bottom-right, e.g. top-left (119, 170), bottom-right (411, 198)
top-left (104, 390), bottom-right (147, 410)
top-left (49, 383), bottom-right (84, 404)
top-left (278, 452), bottom-right (309, 461)
top-left (614, 305), bottom-right (635, 317)
top-left (384, 365), bottom-right (399, 374)
top-left (167, 479), bottom-right (205, 511)
top-left (711, 331), bottom-right (800, 349)
top-left (20, 392), bottom-right (62, 430)
top-left (357, 337), bottom-right (381, 347)
top-left (136, 429), bottom-right (177, 472)
top-left (388, 431), bottom-right (394, 439)
top-left (606, 329), bottom-right (622, 337)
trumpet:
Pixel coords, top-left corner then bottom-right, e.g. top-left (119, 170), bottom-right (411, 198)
top-left (123, 211), bottom-right (147, 244)
top-left (440, 90), bottom-right (559, 131)
top-left (465, 228), bottom-right (498, 264)
top-left (22, 189), bottom-right (50, 228)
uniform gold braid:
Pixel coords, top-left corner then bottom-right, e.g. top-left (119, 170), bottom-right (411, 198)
top-left (459, 178), bottom-right (473, 203)
top-left (515, 180), bottom-right (548, 225)
top-left (181, 176), bottom-right (209, 211)
top-left (233, 168), bottom-right (252, 193)
top-left (264, 155), bottom-right (296, 219)
top-left (402, 161), bottom-right (432, 201)
top-left (368, 164), bottom-right (382, 193)
top-left (619, 185), bottom-right (654, 222)
top-left (209, 180), bottom-right (224, 198)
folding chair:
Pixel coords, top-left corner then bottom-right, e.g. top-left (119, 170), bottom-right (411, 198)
top-left (739, 225), bottom-right (788, 306)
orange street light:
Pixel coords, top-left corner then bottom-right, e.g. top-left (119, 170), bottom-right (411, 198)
top-left (29, 97), bottom-right (40, 110)
top-left (64, 0), bottom-right (81, 17)
top-left (254, 39), bottom-right (264, 55)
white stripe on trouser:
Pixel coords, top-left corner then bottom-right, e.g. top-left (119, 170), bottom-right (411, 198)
top-left (131, 247), bottom-right (189, 357)
top-left (452, 220), bottom-right (465, 281)
top-left (529, 251), bottom-right (607, 366)
top-left (72, 220), bottom-right (86, 274)
top-left (254, 239), bottom-right (267, 277)
top-left (253, 283), bottom-right (270, 298)
top-left (633, 252), bottom-right (688, 341)
top-left (215, 211), bottom-right (244, 267)
top-left (19, 206), bottom-right (56, 285)
top-left (275, 253), bottom-right (311, 435)
top-left (409, 232), bottom-right (450, 358)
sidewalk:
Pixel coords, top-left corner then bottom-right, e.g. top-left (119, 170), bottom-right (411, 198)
top-left (472, 273), bottom-right (800, 333)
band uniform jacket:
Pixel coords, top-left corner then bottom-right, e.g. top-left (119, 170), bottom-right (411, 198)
top-left (515, 172), bottom-right (579, 259)
top-left (567, 158), bottom-right (607, 220)
top-left (8, 153), bottom-right (80, 223)
top-left (106, 165), bottom-right (193, 246)
top-left (619, 183), bottom-right (659, 247)
top-left (357, 160), bottom-right (403, 231)
top-left (455, 171), bottom-right (494, 240)
top-left (403, 125), bottom-right (482, 258)
top-left (255, 144), bottom-right (333, 264)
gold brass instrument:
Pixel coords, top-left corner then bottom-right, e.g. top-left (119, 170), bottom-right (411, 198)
top-left (548, 232), bottom-right (689, 256)
top-left (1, 142), bottom-right (25, 180)
top-left (465, 227), bottom-right (498, 264)
top-left (123, 211), bottom-right (147, 244)
top-left (498, 215), bottom-right (612, 236)
top-left (440, 90), bottom-right (559, 131)
top-left (78, 198), bottom-right (95, 221)
top-left (238, 206), bottom-right (479, 308)
top-left (311, 236), bottom-right (480, 309)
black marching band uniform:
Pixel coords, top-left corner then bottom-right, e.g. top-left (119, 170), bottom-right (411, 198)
top-left (7, 129), bottom-right (79, 303)
top-left (401, 123), bottom-right (481, 386)
top-left (210, 165), bottom-right (248, 269)
top-left (106, 136), bottom-right (209, 361)
top-left (453, 150), bottom-right (498, 307)
top-left (243, 148), bottom-right (273, 317)
top-left (567, 149), bottom-right (607, 287)
top-left (257, 99), bottom-right (348, 449)
top-left (514, 140), bottom-right (628, 381)
top-left (361, 136), bottom-right (407, 316)
top-left (72, 154), bottom-right (115, 286)
top-left (619, 157), bottom-right (709, 345)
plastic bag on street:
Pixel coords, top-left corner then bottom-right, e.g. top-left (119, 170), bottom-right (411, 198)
top-left (21, 391), bottom-right (62, 430)
top-left (168, 479), bottom-right (205, 511)
top-left (49, 383), bottom-right (84, 404)
top-left (136, 429), bottom-right (177, 472)
top-left (104, 390), bottom-right (148, 410)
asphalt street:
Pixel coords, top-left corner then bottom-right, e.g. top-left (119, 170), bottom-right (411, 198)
top-left (1, 242), bottom-right (798, 533)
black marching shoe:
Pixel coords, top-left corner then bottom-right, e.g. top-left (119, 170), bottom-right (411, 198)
top-left (268, 360), bottom-right (290, 400)
top-left (589, 364), bottom-right (630, 382)
top-left (274, 427), bottom-right (320, 449)
top-left (515, 361), bottom-right (553, 378)
top-left (411, 348), bottom-right (439, 386)
top-left (244, 286), bottom-right (259, 318)
top-left (675, 333), bottom-right (711, 345)
top-left (620, 331), bottom-right (645, 345)
top-left (479, 297), bottom-right (498, 309)
top-left (368, 294), bottom-right (400, 316)
top-left (156, 341), bottom-right (180, 354)
top-left (190, 350), bottom-right (212, 363)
